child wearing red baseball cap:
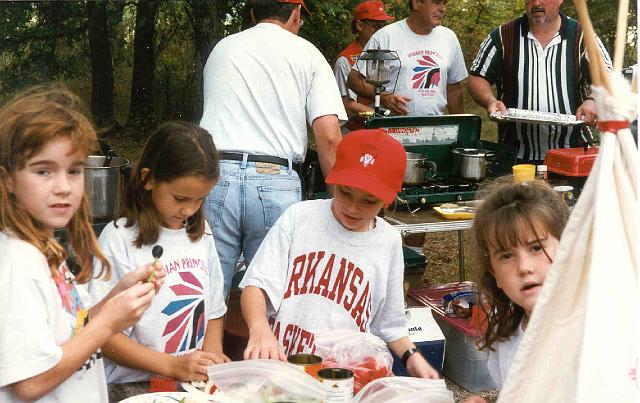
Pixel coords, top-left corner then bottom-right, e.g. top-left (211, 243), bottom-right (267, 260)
top-left (239, 129), bottom-right (439, 379)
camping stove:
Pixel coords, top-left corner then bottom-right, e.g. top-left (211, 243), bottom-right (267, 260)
top-left (365, 115), bottom-right (514, 211)
top-left (395, 177), bottom-right (480, 212)
top-left (304, 115), bottom-right (515, 201)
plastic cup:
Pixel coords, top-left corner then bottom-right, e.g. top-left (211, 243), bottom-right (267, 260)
top-left (512, 164), bottom-right (536, 182)
top-left (553, 185), bottom-right (575, 207)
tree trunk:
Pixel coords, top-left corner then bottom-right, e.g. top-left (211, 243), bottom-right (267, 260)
top-left (38, 2), bottom-right (60, 80)
top-left (126, 0), bottom-right (159, 136)
top-left (184, 0), bottom-right (219, 68)
top-left (87, 1), bottom-right (115, 130)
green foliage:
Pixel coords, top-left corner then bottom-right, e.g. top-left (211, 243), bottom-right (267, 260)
top-left (563, 0), bottom-right (637, 67)
top-left (0, 2), bottom-right (90, 104)
top-left (0, 0), bottom-right (634, 144)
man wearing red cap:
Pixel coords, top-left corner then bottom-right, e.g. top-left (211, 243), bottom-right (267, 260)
top-left (333, 1), bottom-right (394, 124)
top-left (240, 129), bottom-right (440, 380)
top-left (200, 0), bottom-right (347, 298)
top-left (348, 0), bottom-right (467, 117)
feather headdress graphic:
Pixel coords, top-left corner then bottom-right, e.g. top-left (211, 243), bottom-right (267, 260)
top-left (161, 272), bottom-right (206, 353)
top-left (412, 55), bottom-right (441, 89)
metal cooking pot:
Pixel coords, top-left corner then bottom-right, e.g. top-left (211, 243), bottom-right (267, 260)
top-left (84, 156), bottom-right (129, 219)
top-left (451, 148), bottom-right (496, 181)
top-left (404, 152), bottom-right (437, 185)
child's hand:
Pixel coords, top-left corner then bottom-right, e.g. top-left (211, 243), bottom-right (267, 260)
top-left (244, 324), bottom-right (287, 361)
top-left (406, 352), bottom-right (440, 379)
top-left (117, 262), bottom-right (166, 293)
top-left (207, 351), bottom-right (231, 364)
top-left (97, 282), bottom-right (156, 333)
top-left (170, 351), bottom-right (230, 382)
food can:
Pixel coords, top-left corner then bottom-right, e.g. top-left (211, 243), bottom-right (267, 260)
top-left (553, 185), bottom-right (575, 207)
top-left (287, 354), bottom-right (323, 378)
top-left (317, 367), bottom-right (354, 402)
top-left (535, 164), bottom-right (548, 181)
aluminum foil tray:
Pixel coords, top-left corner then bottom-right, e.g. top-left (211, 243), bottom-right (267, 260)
top-left (490, 108), bottom-right (584, 127)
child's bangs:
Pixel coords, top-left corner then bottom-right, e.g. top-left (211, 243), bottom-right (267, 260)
top-left (485, 207), bottom-right (551, 252)
top-left (19, 107), bottom-right (97, 163)
top-left (66, 116), bottom-right (98, 157)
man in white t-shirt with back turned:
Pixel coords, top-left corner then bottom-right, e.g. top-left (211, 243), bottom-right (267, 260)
top-left (200, 0), bottom-right (347, 297)
top-left (348, 0), bottom-right (467, 116)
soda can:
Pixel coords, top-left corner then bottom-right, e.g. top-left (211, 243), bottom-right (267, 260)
top-left (317, 367), bottom-right (354, 402)
top-left (287, 353), bottom-right (322, 379)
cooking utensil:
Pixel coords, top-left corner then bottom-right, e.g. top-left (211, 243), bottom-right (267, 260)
top-left (451, 148), bottom-right (496, 181)
top-left (102, 149), bottom-right (116, 168)
top-left (404, 152), bottom-right (437, 185)
top-left (84, 155), bottom-right (129, 220)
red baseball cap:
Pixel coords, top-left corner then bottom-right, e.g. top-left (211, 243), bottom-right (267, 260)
top-left (354, 1), bottom-right (394, 21)
top-left (326, 129), bottom-right (406, 204)
top-left (276, 0), bottom-right (310, 13)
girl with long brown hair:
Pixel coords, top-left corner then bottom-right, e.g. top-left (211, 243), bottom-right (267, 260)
top-left (471, 177), bottom-right (569, 389)
top-left (0, 84), bottom-right (164, 402)
top-left (87, 121), bottom-right (228, 401)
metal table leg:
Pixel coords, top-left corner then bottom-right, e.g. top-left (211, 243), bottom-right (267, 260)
top-left (457, 230), bottom-right (465, 282)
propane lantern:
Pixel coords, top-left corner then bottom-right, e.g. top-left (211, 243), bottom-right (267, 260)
top-left (357, 49), bottom-right (400, 115)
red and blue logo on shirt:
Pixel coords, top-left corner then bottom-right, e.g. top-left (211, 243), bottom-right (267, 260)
top-left (412, 55), bottom-right (441, 89)
top-left (161, 271), bottom-right (206, 353)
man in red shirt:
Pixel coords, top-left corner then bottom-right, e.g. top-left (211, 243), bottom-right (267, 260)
top-left (333, 1), bottom-right (394, 125)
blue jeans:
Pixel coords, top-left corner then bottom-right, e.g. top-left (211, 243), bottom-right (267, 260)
top-left (205, 156), bottom-right (301, 297)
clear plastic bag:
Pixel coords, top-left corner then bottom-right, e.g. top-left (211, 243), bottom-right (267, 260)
top-left (314, 331), bottom-right (394, 395)
top-left (354, 376), bottom-right (454, 403)
top-left (443, 289), bottom-right (477, 319)
top-left (182, 359), bottom-right (326, 402)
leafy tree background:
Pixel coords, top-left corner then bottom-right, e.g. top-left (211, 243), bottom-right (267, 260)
top-left (0, 0), bottom-right (635, 158)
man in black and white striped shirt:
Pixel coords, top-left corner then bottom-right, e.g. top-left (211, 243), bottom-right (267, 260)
top-left (467, 0), bottom-right (611, 163)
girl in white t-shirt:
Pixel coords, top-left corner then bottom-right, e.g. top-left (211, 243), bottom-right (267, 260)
top-left (0, 84), bottom-right (164, 403)
top-left (471, 178), bottom-right (569, 390)
top-left (88, 121), bottom-right (228, 401)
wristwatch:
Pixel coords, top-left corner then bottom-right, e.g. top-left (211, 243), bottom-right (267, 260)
top-left (401, 347), bottom-right (422, 365)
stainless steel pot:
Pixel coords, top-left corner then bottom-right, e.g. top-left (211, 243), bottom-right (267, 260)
top-left (451, 148), bottom-right (495, 181)
top-left (404, 152), bottom-right (437, 185)
top-left (84, 156), bottom-right (129, 219)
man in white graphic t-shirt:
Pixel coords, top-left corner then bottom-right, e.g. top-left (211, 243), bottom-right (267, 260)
top-left (348, 0), bottom-right (467, 116)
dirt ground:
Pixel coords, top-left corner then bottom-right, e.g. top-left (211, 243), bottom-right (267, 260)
top-left (446, 377), bottom-right (498, 402)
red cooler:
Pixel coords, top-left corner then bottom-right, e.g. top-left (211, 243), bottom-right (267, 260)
top-left (544, 146), bottom-right (598, 198)
top-left (544, 146), bottom-right (598, 177)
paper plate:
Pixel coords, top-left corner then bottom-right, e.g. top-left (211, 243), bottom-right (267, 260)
top-left (119, 392), bottom-right (191, 403)
top-left (433, 206), bottom-right (476, 220)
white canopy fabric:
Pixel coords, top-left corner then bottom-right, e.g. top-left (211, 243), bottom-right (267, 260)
top-left (497, 74), bottom-right (639, 402)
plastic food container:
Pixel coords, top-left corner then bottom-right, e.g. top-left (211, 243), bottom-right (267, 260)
top-left (544, 147), bottom-right (598, 177)
top-left (408, 283), bottom-right (496, 392)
